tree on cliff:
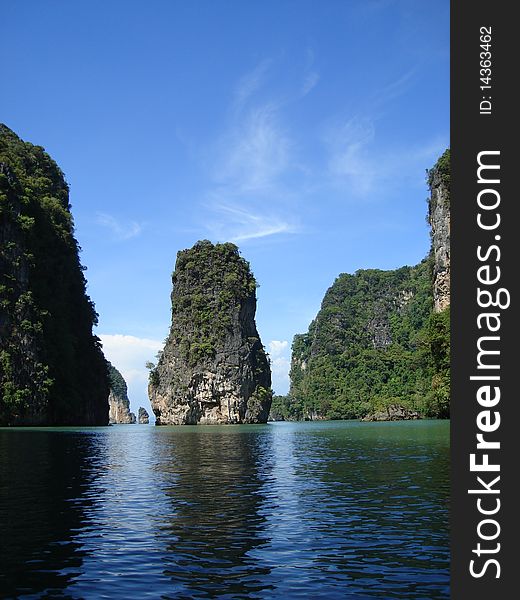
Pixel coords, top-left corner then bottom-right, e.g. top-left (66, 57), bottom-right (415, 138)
top-left (0, 124), bottom-right (109, 425)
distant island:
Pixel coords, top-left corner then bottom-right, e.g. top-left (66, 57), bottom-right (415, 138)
top-left (108, 362), bottom-right (136, 424)
top-left (138, 407), bottom-right (149, 424)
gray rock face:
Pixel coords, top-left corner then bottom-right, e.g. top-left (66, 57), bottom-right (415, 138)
top-left (138, 407), bottom-right (149, 424)
top-left (428, 151), bottom-right (451, 312)
top-left (149, 240), bottom-right (272, 425)
top-left (108, 363), bottom-right (136, 424)
top-left (108, 391), bottom-right (136, 424)
top-left (362, 404), bottom-right (420, 421)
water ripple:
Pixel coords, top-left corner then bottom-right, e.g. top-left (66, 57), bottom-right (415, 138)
top-left (0, 420), bottom-right (449, 598)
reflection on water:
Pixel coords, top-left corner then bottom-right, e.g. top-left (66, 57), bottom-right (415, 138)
top-left (0, 421), bottom-right (449, 598)
top-left (0, 430), bottom-right (98, 597)
top-left (155, 431), bottom-right (274, 597)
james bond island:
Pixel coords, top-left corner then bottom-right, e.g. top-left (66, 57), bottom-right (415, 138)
top-left (148, 240), bottom-right (272, 425)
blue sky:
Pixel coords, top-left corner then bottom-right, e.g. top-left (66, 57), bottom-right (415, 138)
top-left (1, 0), bottom-right (449, 417)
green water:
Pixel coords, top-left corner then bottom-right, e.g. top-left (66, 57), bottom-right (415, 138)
top-left (0, 419), bottom-right (449, 598)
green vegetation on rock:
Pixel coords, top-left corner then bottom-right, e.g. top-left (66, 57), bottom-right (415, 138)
top-left (0, 124), bottom-right (109, 425)
top-left (149, 240), bottom-right (272, 425)
top-left (283, 150), bottom-right (451, 421)
top-left (428, 149), bottom-right (450, 205)
top-left (107, 362), bottom-right (136, 424)
top-left (288, 261), bottom-right (435, 419)
top-left (169, 240), bottom-right (258, 367)
top-left (107, 361), bottom-right (128, 399)
top-left (421, 306), bottom-right (450, 418)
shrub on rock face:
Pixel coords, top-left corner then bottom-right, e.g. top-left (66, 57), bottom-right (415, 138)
top-left (149, 240), bottom-right (272, 425)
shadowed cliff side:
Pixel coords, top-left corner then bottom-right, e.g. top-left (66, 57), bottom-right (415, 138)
top-left (149, 240), bottom-right (272, 424)
top-left (0, 124), bottom-right (109, 425)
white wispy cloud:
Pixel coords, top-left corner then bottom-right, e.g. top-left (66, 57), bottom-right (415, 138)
top-left (268, 340), bottom-right (291, 395)
top-left (321, 67), bottom-right (448, 197)
top-left (233, 59), bottom-right (271, 112)
top-left (216, 104), bottom-right (292, 194)
top-left (370, 69), bottom-right (416, 109)
top-left (96, 213), bottom-right (143, 240)
top-left (268, 340), bottom-right (289, 357)
top-left (100, 334), bottom-right (163, 412)
top-left (328, 117), bottom-right (377, 194)
top-left (203, 63), bottom-right (303, 243)
top-left (326, 114), bottom-right (447, 196)
top-left (207, 202), bottom-right (299, 243)
top-left (301, 71), bottom-right (320, 96)
top-left (100, 334), bottom-right (163, 368)
top-left (300, 47), bottom-right (320, 97)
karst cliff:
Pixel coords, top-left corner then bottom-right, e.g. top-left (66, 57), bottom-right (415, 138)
top-left (108, 363), bottom-right (136, 424)
top-left (0, 124), bottom-right (109, 426)
top-left (280, 150), bottom-right (451, 421)
top-left (149, 240), bottom-right (272, 424)
top-left (428, 150), bottom-right (450, 312)
top-left (138, 407), bottom-right (149, 424)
